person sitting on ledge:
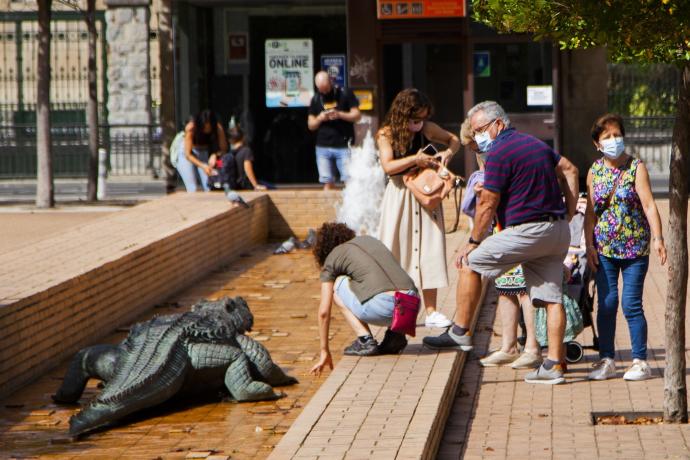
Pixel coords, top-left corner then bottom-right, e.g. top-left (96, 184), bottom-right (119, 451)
top-left (310, 222), bottom-right (419, 375)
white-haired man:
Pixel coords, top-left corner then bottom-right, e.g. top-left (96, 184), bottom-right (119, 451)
top-left (307, 71), bottom-right (361, 190)
top-left (423, 101), bottom-right (579, 385)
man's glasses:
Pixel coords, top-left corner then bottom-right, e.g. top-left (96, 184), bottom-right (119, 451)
top-left (472, 118), bottom-right (497, 136)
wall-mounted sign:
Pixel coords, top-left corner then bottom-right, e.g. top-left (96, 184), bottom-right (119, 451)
top-left (473, 51), bottom-right (491, 77)
top-left (228, 33), bottom-right (248, 63)
top-left (353, 89), bottom-right (374, 111)
top-left (265, 39), bottom-right (314, 108)
top-left (527, 85), bottom-right (553, 106)
top-left (377, 0), bottom-right (466, 19)
top-left (321, 54), bottom-right (347, 88)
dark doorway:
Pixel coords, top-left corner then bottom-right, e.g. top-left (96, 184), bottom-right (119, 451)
top-left (248, 14), bottom-right (347, 183)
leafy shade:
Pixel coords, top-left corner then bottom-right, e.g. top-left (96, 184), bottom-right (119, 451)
top-left (472, 0), bottom-right (690, 64)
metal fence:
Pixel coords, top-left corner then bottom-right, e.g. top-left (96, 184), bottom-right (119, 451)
top-left (0, 11), bottom-right (163, 179)
top-left (0, 123), bottom-right (162, 178)
top-left (609, 63), bottom-right (679, 174)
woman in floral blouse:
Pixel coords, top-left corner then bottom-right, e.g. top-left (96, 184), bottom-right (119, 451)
top-left (584, 113), bottom-right (666, 381)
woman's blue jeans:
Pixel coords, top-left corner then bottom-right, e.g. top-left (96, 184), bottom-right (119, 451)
top-left (176, 148), bottom-right (210, 192)
top-left (595, 254), bottom-right (649, 360)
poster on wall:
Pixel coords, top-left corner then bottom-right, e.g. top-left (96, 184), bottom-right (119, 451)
top-left (228, 33), bottom-right (249, 63)
top-left (473, 51), bottom-right (491, 77)
top-left (320, 54), bottom-right (347, 88)
top-left (265, 39), bottom-right (314, 108)
top-left (527, 85), bottom-right (553, 106)
top-left (377, 0), bottom-right (466, 19)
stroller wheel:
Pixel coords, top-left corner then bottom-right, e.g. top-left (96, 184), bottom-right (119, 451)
top-left (565, 341), bottom-right (584, 363)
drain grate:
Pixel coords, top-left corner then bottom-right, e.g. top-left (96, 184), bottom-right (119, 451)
top-left (591, 411), bottom-right (669, 425)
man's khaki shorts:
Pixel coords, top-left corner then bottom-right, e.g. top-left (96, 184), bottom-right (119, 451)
top-left (467, 219), bottom-right (570, 306)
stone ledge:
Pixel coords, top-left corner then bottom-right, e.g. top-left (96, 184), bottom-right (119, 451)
top-left (269, 231), bottom-right (486, 460)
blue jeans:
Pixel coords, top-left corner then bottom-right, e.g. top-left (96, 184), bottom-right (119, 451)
top-left (595, 254), bottom-right (649, 360)
top-left (315, 146), bottom-right (349, 184)
top-left (176, 148), bottom-right (210, 192)
top-left (334, 276), bottom-right (418, 327)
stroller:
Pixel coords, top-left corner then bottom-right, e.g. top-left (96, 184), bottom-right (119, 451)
top-left (519, 196), bottom-right (599, 363)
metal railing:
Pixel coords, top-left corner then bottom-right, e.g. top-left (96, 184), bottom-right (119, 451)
top-left (622, 116), bottom-right (674, 174)
top-left (0, 123), bottom-right (162, 178)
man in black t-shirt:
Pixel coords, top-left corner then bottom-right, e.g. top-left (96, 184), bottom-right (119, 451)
top-left (307, 71), bottom-right (361, 190)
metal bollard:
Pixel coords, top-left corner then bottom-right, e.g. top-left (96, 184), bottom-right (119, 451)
top-left (97, 148), bottom-right (107, 200)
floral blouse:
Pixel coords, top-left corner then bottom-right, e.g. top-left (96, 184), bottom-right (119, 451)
top-left (591, 157), bottom-right (650, 259)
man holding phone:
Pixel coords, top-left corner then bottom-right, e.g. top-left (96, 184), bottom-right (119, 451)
top-left (308, 71), bottom-right (362, 190)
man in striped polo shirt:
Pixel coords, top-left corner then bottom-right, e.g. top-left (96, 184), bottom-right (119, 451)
top-left (423, 101), bottom-right (579, 385)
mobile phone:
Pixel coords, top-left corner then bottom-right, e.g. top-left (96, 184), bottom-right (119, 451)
top-left (422, 144), bottom-right (437, 155)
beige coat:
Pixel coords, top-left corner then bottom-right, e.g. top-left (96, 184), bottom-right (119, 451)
top-left (377, 175), bottom-right (448, 290)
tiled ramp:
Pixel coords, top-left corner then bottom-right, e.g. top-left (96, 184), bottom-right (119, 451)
top-left (270, 230), bottom-right (486, 460)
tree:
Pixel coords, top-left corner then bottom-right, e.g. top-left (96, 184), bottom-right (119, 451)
top-left (157, 0), bottom-right (177, 194)
top-left (57, 0), bottom-right (99, 201)
top-left (85, 0), bottom-right (98, 201)
top-left (36, 0), bottom-right (54, 208)
top-left (472, 0), bottom-right (690, 422)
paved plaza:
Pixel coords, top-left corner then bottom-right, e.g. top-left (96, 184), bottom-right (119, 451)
top-left (438, 201), bottom-right (690, 459)
top-left (0, 198), bottom-right (689, 459)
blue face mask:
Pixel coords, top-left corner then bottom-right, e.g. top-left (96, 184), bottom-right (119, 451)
top-left (473, 120), bottom-right (497, 153)
top-left (599, 137), bottom-right (625, 159)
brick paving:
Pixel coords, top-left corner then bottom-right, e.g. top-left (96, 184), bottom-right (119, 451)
top-left (0, 243), bottom-right (358, 459)
top-left (439, 200), bottom-right (690, 459)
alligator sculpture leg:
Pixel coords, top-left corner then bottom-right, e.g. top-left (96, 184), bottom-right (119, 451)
top-left (224, 347), bottom-right (281, 402)
top-left (235, 335), bottom-right (298, 386)
top-left (52, 344), bottom-right (121, 404)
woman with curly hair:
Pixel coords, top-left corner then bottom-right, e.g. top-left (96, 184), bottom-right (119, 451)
top-left (376, 88), bottom-right (461, 328)
top-left (310, 222), bottom-right (419, 376)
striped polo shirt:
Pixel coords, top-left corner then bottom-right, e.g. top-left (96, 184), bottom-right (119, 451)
top-left (483, 128), bottom-right (566, 228)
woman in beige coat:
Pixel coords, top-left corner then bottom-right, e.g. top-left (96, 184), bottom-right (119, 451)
top-left (376, 88), bottom-right (461, 328)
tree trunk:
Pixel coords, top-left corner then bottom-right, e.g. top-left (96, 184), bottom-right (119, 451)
top-left (664, 62), bottom-right (690, 423)
top-left (85, 0), bottom-right (99, 201)
top-left (36, 0), bottom-right (54, 208)
top-left (157, 0), bottom-right (177, 193)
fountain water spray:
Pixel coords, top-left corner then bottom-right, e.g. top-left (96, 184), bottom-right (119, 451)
top-left (337, 130), bottom-right (386, 235)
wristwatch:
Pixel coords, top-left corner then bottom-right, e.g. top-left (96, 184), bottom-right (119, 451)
top-left (468, 236), bottom-right (482, 245)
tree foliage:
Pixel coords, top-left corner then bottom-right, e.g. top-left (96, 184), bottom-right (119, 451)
top-left (472, 0), bottom-right (690, 64)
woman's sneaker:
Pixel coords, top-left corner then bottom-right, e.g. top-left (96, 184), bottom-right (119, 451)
top-left (479, 350), bottom-right (519, 367)
top-left (511, 351), bottom-right (543, 369)
top-left (524, 362), bottom-right (565, 385)
top-left (623, 359), bottom-right (652, 381)
top-left (425, 311), bottom-right (453, 328)
top-left (588, 358), bottom-right (616, 380)
top-left (344, 337), bottom-right (379, 356)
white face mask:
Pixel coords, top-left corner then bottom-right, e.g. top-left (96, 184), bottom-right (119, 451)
top-left (473, 119), bottom-right (497, 153)
top-left (408, 120), bottom-right (424, 133)
top-left (599, 137), bottom-right (625, 159)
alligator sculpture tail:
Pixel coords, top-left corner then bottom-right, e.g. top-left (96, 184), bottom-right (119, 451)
top-left (69, 314), bottom-right (192, 436)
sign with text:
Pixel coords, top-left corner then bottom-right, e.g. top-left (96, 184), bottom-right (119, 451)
top-left (527, 85), bottom-right (553, 106)
top-left (353, 89), bottom-right (374, 111)
top-left (320, 54), bottom-right (347, 88)
top-left (473, 51), bottom-right (491, 77)
top-left (265, 39), bottom-right (314, 108)
top-left (377, 0), bottom-right (465, 19)
top-left (228, 33), bottom-right (248, 62)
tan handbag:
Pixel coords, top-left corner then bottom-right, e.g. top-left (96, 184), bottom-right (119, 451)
top-left (403, 165), bottom-right (458, 211)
